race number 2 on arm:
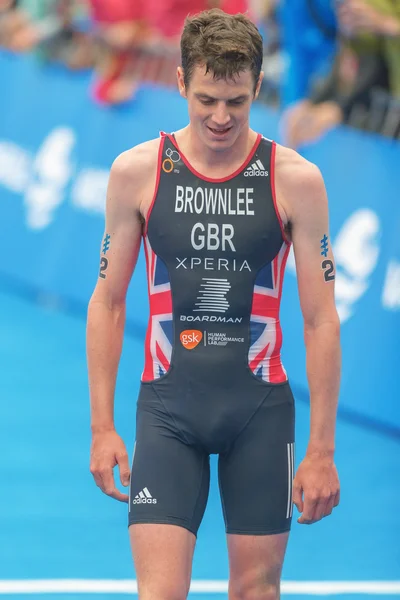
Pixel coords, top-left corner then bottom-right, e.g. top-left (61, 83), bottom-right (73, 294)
top-left (99, 233), bottom-right (111, 279)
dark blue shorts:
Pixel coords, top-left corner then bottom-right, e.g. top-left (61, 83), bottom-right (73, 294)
top-left (128, 378), bottom-right (295, 536)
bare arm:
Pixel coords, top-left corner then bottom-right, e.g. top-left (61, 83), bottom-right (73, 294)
top-left (87, 154), bottom-right (142, 433)
top-left (276, 147), bottom-right (341, 524)
top-left (291, 164), bottom-right (341, 454)
top-left (86, 146), bottom-right (153, 502)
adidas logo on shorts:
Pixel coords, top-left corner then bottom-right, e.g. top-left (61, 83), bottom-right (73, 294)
top-left (133, 487), bottom-right (157, 504)
top-left (244, 160), bottom-right (269, 177)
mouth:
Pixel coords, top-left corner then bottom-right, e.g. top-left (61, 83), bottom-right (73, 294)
top-left (207, 126), bottom-right (232, 137)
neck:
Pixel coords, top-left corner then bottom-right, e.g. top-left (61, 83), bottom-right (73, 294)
top-left (177, 125), bottom-right (257, 171)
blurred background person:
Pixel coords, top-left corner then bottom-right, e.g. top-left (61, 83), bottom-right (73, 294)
top-left (282, 0), bottom-right (400, 148)
top-left (0, 0), bottom-right (94, 68)
top-left (88, 0), bottom-right (151, 104)
top-left (0, 0), bottom-right (281, 106)
top-left (88, 0), bottom-right (251, 105)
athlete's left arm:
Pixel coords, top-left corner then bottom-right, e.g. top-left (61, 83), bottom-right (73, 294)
top-left (276, 148), bottom-right (341, 525)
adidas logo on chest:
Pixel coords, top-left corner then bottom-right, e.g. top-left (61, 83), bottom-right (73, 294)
top-left (244, 159), bottom-right (269, 177)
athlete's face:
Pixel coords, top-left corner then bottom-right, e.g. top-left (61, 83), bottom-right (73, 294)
top-left (177, 65), bottom-right (262, 152)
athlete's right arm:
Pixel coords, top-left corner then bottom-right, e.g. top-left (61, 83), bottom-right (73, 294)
top-left (86, 146), bottom-right (153, 502)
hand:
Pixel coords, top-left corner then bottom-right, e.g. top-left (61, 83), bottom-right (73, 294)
top-left (283, 101), bottom-right (342, 149)
top-left (293, 451), bottom-right (340, 524)
top-left (90, 429), bottom-right (131, 502)
top-left (305, 102), bottom-right (343, 141)
top-left (9, 24), bottom-right (39, 52)
top-left (338, 0), bottom-right (400, 37)
top-left (281, 100), bottom-right (313, 149)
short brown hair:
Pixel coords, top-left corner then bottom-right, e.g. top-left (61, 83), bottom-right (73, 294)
top-left (181, 9), bottom-right (263, 93)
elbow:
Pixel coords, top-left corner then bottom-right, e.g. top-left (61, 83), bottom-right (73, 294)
top-left (304, 313), bottom-right (341, 342)
top-left (87, 296), bottom-right (126, 334)
top-left (88, 289), bottom-right (126, 314)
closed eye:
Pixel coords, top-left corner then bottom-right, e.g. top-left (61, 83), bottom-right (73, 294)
top-left (196, 95), bottom-right (248, 106)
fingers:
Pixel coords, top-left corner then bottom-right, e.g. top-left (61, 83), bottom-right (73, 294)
top-left (322, 496), bottom-right (335, 519)
top-left (322, 488), bottom-right (340, 518)
top-left (91, 465), bottom-right (129, 503)
top-left (294, 457), bottom-right (340, 525)
top-left (117, 451), bottom-right (131, 487)
top-left (298, 488), bottom-right (340, 524)
top-left (112, 491), bottom-right (129, 502)
top-left (96, 471), bottom-right (129, 503)
top-left (90, 432), bottom-right (130, 503)
top-left (313, 489), bottom-right (331, 522)
top-left (292, 480), bottom-right (303, 514)
top-left (333, 488), bottom-right (340, 507)
top-left (297, 492), bottom-right (318, 524)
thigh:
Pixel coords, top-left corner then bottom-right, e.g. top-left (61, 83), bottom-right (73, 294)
top-left (130, 523), bottom-right (196, 600)
top-left (218, 382), bottom-right (295, 535)
top-left (129, 385), bottom-right (210, 536)
top-left (226, 531), bottom-right (289, 599)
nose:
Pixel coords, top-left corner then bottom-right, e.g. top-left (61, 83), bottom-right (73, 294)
top-left (211, 102), bottom-right (231, 127)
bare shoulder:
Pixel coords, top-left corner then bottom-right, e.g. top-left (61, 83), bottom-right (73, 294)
top-left (274, 143), bottom-right (327, 221)
top-left (107, 137), bottom-right (161, 218)
top-left (111, 137), bottom-right (160, 187)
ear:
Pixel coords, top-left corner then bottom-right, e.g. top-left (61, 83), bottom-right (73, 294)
top-left (177, 67), bottom-right (187, 98)
top-left (254, 72), bottom-right (264, 100)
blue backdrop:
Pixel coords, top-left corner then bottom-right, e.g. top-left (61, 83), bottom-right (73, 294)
top-left (1, 52), bottom-right (399, 432)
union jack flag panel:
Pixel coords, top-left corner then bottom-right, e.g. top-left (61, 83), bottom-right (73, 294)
top-left (249, 242), bottom-right (291, 383)
top-left (142, 235), bottom-right (173, 381)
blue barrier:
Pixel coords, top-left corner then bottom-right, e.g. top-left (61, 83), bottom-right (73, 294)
top-left (1, 53), bottom-right (399, 432)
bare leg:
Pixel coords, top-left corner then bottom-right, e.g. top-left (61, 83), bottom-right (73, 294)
top-left (227, 532), bottom-right (290, 600)
top-left (129, 523), bottom-right (196, 600)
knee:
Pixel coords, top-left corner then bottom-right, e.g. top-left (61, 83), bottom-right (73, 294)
top-left (229, 574), bottom-right (280, 600)
top-left (138, 581), bottom-right (189, 600)
top-left (138, 592), bottom-right (187, 600)
top-left (139, 591), bottom-right (188, 600)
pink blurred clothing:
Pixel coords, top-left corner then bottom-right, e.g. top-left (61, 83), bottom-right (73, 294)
top-left (149, 0), bottom-right (249, 38)
top-left (222, 0), bottom-right (248, 14)
top-left (89, 0), bottom-right (249, 34)
top-left (88, 0), bottom-right (145, 24)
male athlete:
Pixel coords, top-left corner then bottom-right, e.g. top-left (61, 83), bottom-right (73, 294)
top-left (87, 9), bottom-right (341, 600)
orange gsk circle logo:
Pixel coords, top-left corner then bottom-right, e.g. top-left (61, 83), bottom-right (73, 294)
top-left (180, 330), bottom-right (203, 350)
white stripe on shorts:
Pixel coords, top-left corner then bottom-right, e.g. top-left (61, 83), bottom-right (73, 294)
top-left (290, 443), bottom-right (294, 518)
top-left (286, 443), bottom-right (294, 519)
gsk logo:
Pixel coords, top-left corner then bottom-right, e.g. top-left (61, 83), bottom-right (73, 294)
top-left (180, 330), bottom-right (203, 349)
